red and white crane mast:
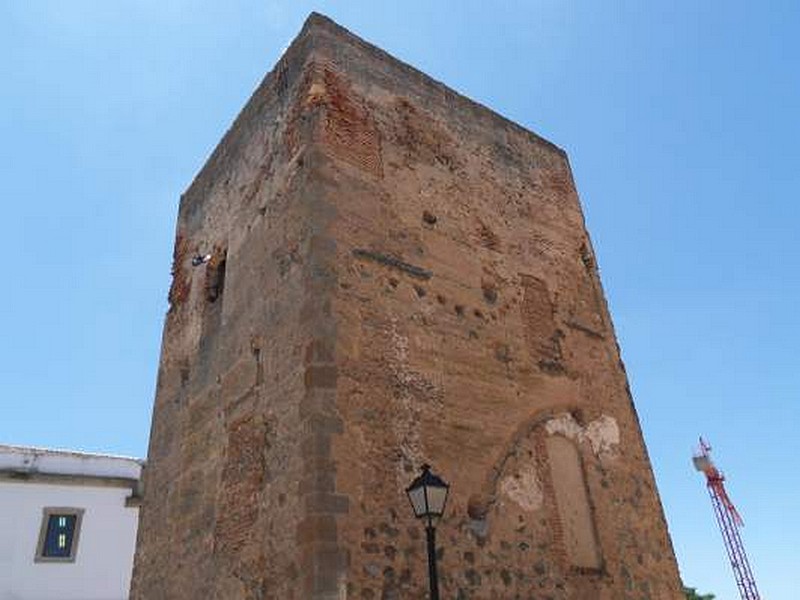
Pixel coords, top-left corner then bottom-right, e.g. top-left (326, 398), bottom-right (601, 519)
top-left (693, 437), bottom-right (761, 600)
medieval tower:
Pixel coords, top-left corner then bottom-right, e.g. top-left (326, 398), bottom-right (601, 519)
top-left (131, 13), bottom-right (683, 600)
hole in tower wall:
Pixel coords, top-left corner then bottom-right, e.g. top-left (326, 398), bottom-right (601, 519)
top-left (273, 61), bottom-right (290, 97)
top-left (205, 252), bottom-right (227, 303)
top-left (482, 281), bottom-right (498, 304)
top-left (179, 361), bottom-right (190, 387)
top-left (252, 346), bottom-right (264, 386)
top-left (195, 249), bottom-right (227, 380)
top-left (579, 242), bottom-right (595, 272)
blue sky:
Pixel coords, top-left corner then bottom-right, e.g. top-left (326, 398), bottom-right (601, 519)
top-left (2, 2), bottom-right (798, 597)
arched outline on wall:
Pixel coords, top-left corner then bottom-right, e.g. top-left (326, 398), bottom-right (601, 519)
top-left (481, 406), bottom-right (573, 501)
top-left (475, 405), bottom-right (606, 576)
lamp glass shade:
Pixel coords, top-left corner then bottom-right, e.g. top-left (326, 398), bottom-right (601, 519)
top-left (406, 464), bottom-right (449, 520)
top-left (425, 485), bottom-right (448, 517)
top-left (407, 485), bottom-right (428, 518)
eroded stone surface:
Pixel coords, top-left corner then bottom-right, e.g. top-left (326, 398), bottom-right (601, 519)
top-left (545, 413), bottom-right (621, 460)
top-left (500, 464), bottom-right (544, 512)
top-left (131, 12), bottom-right (683, 600)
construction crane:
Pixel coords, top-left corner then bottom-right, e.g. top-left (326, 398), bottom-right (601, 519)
top-left (692, 437), bottom-right (761, 600)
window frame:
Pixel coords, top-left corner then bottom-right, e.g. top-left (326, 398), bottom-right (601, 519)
top-left (34, 507), bottom-right (85, 563)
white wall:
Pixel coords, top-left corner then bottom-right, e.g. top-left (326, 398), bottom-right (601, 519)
top-left (0, 481), bottom-right (139, 600)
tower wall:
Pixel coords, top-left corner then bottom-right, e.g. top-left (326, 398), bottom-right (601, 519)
top-left (132, 14), bottom-right (683, 600)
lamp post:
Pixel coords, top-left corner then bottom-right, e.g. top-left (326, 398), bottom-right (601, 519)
top-left (406, 464), bottom-right (450, 600)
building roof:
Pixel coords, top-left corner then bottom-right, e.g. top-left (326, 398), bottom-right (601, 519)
top-left (0, 444), bottom-right (143, 482)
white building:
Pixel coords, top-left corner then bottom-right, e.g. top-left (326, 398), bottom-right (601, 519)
top-left (0, 444), bottom-right (143, 600)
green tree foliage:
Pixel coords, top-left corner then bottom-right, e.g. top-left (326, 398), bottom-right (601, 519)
top-left (683, 586), bottom-right (715, 600)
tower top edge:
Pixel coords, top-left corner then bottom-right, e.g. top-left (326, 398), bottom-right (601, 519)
top-left (297, 12), bottom-right (566, 157)
top-left (180, 12), bottom-right (567, 207)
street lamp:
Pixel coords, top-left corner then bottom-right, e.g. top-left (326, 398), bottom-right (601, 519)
top-left (406, 464), bottom-right (450, 600)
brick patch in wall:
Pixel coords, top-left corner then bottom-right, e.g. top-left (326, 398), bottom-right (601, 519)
top-left (214, 415), bottom-right (266, 556)
top-left (520, 274), bottom-right (564, 373)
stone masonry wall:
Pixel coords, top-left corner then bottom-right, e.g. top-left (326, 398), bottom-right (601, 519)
top-left (132, 13), bottom-right (683, 600)
top-left (131, 22), bottom-right (341, 599)
top-left (303, 15), bottom-right (684, 600)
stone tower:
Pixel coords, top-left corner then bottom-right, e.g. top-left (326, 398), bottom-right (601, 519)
top-left (131, 13), bottom-right (683, 600)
